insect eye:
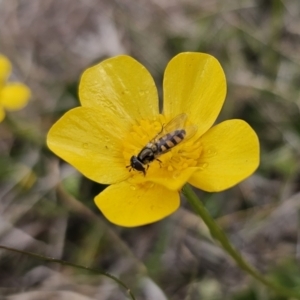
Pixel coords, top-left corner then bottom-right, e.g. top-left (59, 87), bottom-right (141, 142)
top-left (134, 160), bottom-right (145, 172)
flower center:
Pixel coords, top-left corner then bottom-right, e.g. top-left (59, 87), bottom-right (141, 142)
top-left (123, 114), bottom-right (202, 179)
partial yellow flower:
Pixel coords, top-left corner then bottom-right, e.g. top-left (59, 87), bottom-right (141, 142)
top-left (0, 55), bottom-right (31, 122)
top-left (47, 53), bottom-right (260, 227)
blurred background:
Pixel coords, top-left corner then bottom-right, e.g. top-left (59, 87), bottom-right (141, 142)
top-left (1, 0), bottom-right (300, 299)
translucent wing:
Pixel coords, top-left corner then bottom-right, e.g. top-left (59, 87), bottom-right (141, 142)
top-left (153, 113), bottom-right (188, 141)
top-left (183, 124), bottom-right (198, 141)
top-left (154, 113), bottom-right (198, 142)
top-left (162, 113), bottom-right (188, 134)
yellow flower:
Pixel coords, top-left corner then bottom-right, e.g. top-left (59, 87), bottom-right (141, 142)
top-left (47, 53), bottom-right (259, 227)
top-left (0, 55), bottom-right (31, 122)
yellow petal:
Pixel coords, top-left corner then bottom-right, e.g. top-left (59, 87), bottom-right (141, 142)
top-left (95, 181), bottom-right (180, 227)
top-left (0, 83), bottom-right (31, 110)
top-left (131, 165), bottom-right (199, 191)
top-left (79, 55), bottom-right (159, 123)
top-left (47, 107), bottom-right (130, 184)
top-left (189, 119), bottom-right (259, 192)
top-left (0, 54), bottom-right (11, 83)
top-left (163, 52), bottom-right (227, 137)
top-left (147, 167), bottom-right (198, 190)
top-left (0, 106), bottom-right (5, 122)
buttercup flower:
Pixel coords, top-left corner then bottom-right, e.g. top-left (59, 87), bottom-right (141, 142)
top-left (47, 53), bottom-right (259, 227)
top-left (0, 55), bottom-right (31, 122)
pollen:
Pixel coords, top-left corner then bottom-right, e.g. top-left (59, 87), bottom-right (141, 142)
top-left (123, 114), bottom-right (202, 179)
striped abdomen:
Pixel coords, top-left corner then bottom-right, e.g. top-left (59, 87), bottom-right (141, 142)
top-left (157, 129), bottom-right (186, 153)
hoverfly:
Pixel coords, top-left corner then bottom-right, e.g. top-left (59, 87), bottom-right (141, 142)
top-left (127, 113), bottom-right (197, 175)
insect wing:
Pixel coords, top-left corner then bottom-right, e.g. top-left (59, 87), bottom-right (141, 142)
top-left (183, 124), bottom-right (198, 141)
top-left (154, 113), bottom-right (187, 140)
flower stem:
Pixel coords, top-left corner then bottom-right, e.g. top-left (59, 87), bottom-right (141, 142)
top-left (0, 245), bottom-right (136, 300)
top-left (182, 183), bottom-right (300, 299)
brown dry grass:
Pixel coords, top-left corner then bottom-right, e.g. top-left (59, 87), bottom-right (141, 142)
top-left (1, 0), bottom-right (300, 299)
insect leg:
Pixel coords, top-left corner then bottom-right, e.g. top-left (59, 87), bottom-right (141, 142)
top-left (156, 158), bottom-right (162, 168)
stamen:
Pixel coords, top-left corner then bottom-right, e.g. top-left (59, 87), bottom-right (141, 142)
top-left (123, 114), bottom-right (202, 178)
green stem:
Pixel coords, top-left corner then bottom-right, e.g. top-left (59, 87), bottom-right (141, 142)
top-left (182, 184), bottom-right (300, 299)
top-left (0, 245), bottom-right (136, 300)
